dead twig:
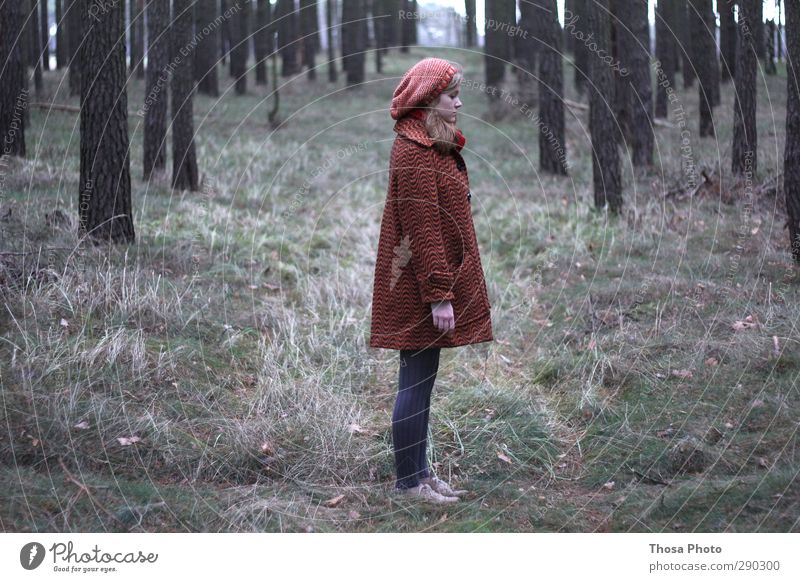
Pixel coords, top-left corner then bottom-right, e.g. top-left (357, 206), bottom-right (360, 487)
top-left (58, 457), bottom-right (123, 525)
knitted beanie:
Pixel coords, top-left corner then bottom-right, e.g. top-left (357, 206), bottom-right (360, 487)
top-left (390, 58), bottom-right (458, 121)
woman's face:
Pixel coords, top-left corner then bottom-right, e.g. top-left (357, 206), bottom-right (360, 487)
top-left (433, 83), bottom-right (462, 123)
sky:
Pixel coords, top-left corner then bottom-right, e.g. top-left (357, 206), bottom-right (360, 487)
top-left (423, 1), bottom-right (783, 29)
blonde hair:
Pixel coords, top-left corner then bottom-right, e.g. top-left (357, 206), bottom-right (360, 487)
top-left (424, 61), bottom-right (463, 154)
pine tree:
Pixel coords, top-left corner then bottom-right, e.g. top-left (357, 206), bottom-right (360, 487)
top-left (172, 0), bottom-right (199, 191)
top-left (732, 0), bottom-right (758, 177)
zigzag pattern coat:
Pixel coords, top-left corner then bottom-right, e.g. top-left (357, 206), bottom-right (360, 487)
top-left (369, 112), bottom-right (494, 350)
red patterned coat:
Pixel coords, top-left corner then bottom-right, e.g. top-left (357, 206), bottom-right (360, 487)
top-left (369, 112), bottom-right (494, 350)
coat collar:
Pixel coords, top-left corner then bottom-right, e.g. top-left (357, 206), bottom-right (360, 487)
top-left (393, 108), bottom-right (466, 153)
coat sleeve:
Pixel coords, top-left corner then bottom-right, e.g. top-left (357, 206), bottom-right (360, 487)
top-left (393, 143), bottom-right (455, 304)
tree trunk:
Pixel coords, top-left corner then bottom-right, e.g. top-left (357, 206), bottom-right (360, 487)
top-left (195, 0), bottom-right (220, 95)
top-left (341, 0), bottom-right (366, 87)
top-left (755, 0), bottom-right (765, 63)
top-left (67, 0), bottom-right (83, 96)
top-left (171, 0), bottom-right (199, 192)
top-left (327, 0), bottom-right (337, 82)
top-left (719, 0), bottom-right (736, 82)
top-left (691, 0), bottom-right (715, 137)
top-left (655, 0), bottom-right (676, 119)
top-left (56, 0), bottom-right (67, 69)
top-left (143, 0), bottom-right (170, 180)
top-left (766, 19), bottom-right (777, 74)
top-left (0, 0), bottom-right (27, 158)
top-left (708, 2), bottom-right (720, 107)
top-left (527, 0), bottom-right (567, 175)
top-left (79, 0), bottom-right (134, 244)
top-left (230, 0), bottom-right (249, 94)
top-left (129, 0), bottom-right (139, 76)
top-left (680, 0), bottom-right (696, 88)
top-left (465, 0), bottom-right (476, 48)
top-left (220, 0), bottom-right (231, 65)
top-left (300, 0), bottom-right (317, 80)
top-left (565, 0), bottom-right (589, 97)
top-left (784, 0), bottom-right (800, 262)
top-left (372, 0), bottom-right (386, 73)
top-left (40, 0), bottom-right (49, 71)
top-left (732, 0), bottom-right (758, 177)
top-left (618, 0), bottom-right (652, 167)
top-left (399, 0), bottom-right (414, 51)
top-left (254, 0), bottom-right (272, 85)
top-left (276, 0), bottom-right (299, 76)
top-left (587, 0), bottom-right (622, 212)
top-left (484, 0), bottom-right (514, 107)
top-left (28, 0), bottom-right (43, 94)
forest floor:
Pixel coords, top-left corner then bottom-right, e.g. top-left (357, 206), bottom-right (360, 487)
top-left (1, 48), bottom-right (798, 532)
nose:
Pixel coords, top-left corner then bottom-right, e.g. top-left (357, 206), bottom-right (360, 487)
top-left (454, 97), bottom-right (462, 109)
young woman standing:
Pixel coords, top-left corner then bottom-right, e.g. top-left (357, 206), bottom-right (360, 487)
top-left (369, 58), bottom-right (494, 504)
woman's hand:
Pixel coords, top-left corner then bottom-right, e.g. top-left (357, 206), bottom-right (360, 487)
top-left (431, 300), bottom-right (455, 334)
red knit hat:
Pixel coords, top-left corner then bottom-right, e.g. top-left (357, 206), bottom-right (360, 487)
top-left (390, 58), bottom-right (458, 121)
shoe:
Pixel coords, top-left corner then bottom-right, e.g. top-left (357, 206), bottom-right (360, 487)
top-left (420, 475), bottom-right (468, 497)
top-left (395, 483), bottom-right (459, 504)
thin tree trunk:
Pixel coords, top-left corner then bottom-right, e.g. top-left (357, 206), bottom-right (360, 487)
top-left (40, 0), bottom-right (50, 71)
top-left (680, 0), bottom-right (696, 88)
top-left (766, 19), bottom-right (777, 74)
top-left (719, 0), bottom-right (736, 82)
top-left (67, 0), bottom-right (82, 97)
top-left (79, 0), bottom-right (134, 244)
top-left (143, 0), bottom-right (170, 179)
top-left (465, 0), bottom-right (476, 48)
top-left (0, 0), bottom-right (27, 157)
top-left (587, 0), bottom-right (622, 212)
top-left (565, 0), bottom-right (588, 97)
top-left (172, 0), bottom-right (199, 191)
top-left (655, 0), bottom-right (676, 119)
top-left (537, 0), bottom-right (567, 175)
top-left (195, 0), bottom-right (220, 95)
top-left (691, 0), bottom-right (715, 137)
top-left (29, 0), bottom-right (43, 94)
top-left (784, 0), bottom-right (800, 262)
top-left (277, 0), bottom-right (299, 76)
top-left (327, 0), bottom-right (337, 82)
top-left (484, 0), bottom-right (514, 108)
top-left (56, 0), bottom-right (66, 69)
top-left (254, 0), bottom-right (272, 85)
top-left (230, 0), bottom-right (249, 94)
top-left (341, 0), bottom-right (366, 87)
top-left (621, 0), bottom-right (653, 167)
top-left (301, 0), bottom-right (317, 80)
top-left (732, 0), bottom-right (758, 177)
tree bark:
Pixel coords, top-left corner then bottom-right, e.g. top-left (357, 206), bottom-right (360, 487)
top-left (276, 0), bottom-right (299, 76)
top-left (195, 0), bottom-right (220, 95)
top-left (719, 0), bottom-right (736, 82)
top-left (40, 0), bottom-right (50, 71)
top-left (28, 0), bottom-right (43, 94)
top-left (171, 0), bottom-right (199, 192)
top-left (220, 0), bottom-right (231, 65)
top-left (732, 0), bottom-right (758, 177)
top-left (655, 0), bottom-right (676, 119)
top-left (56, 0), bottom-right (67, 69)
top-left (565, 0), bottom-right (588, 97)
top-left (254, 0), bottom-right (272, 85)
top-left (341, 0), bottom-right (366, 87)
top-left (79, 0), bottom-right (135, 244)
top-left (691, 0), bottom-right (715, 137)
top-left (300, 0), bottom-right (317, 80)
top-left (680, 0), bottom-right (696, 88)
top-left (327, 0), bottom-right (337, 82)
top-left (465, 0), bottom-right (476, 48)
top-left (619, 0), bottom-right (653, 167)
top-left (783, 0), bottom-right (800, 262)
top-left (143, 0), bottom-right (170, 180)
top-left (230, 0), bottom-right (250, 94)
top-left (484, 0), bottom-right (514, 107)
top-left (527, 0), bottom-right (567, 175)
top-left (67, 0), bottom-right (83, 96)
top-left (0, 0), bottom-right (27, 158)
top-left (766, 19), bottom-right (777, 74)
top-left (587, 0), bottom-right (622, 212)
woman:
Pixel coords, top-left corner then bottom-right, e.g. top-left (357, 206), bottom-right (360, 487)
top-left (369, 58), bottom-right (494, 504)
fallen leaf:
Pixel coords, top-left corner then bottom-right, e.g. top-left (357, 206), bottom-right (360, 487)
top-left (497, 451), bottom-right (512, 464)
top-left (705, 357), bottom-right (719, 367)
top-left (117, 436), bottom-right (141, 446)
top-left (324, 494), bottom-right (345, 508)
top-left (757, 457), bottom-right (769, 468)
top-left (348, 423), bottom-right (366, 434)
top-left (60, 318), bottom-right (69, 327)
top-left (732, 315), bottom-right (758, 331)
top-left (74, 421), bottom-right (90, 430)
top-left (348, 510), bottom-right (360, 520)
top-left (260, 440), bottom-right (275, 455)
top-left (602, 481), bottom-right (615, 490)
top-left (671, 369), bottom-right (693, 379)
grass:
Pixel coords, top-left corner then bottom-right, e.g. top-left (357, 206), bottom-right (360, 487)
top-left (1, 47), bottom-right (798, 532)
